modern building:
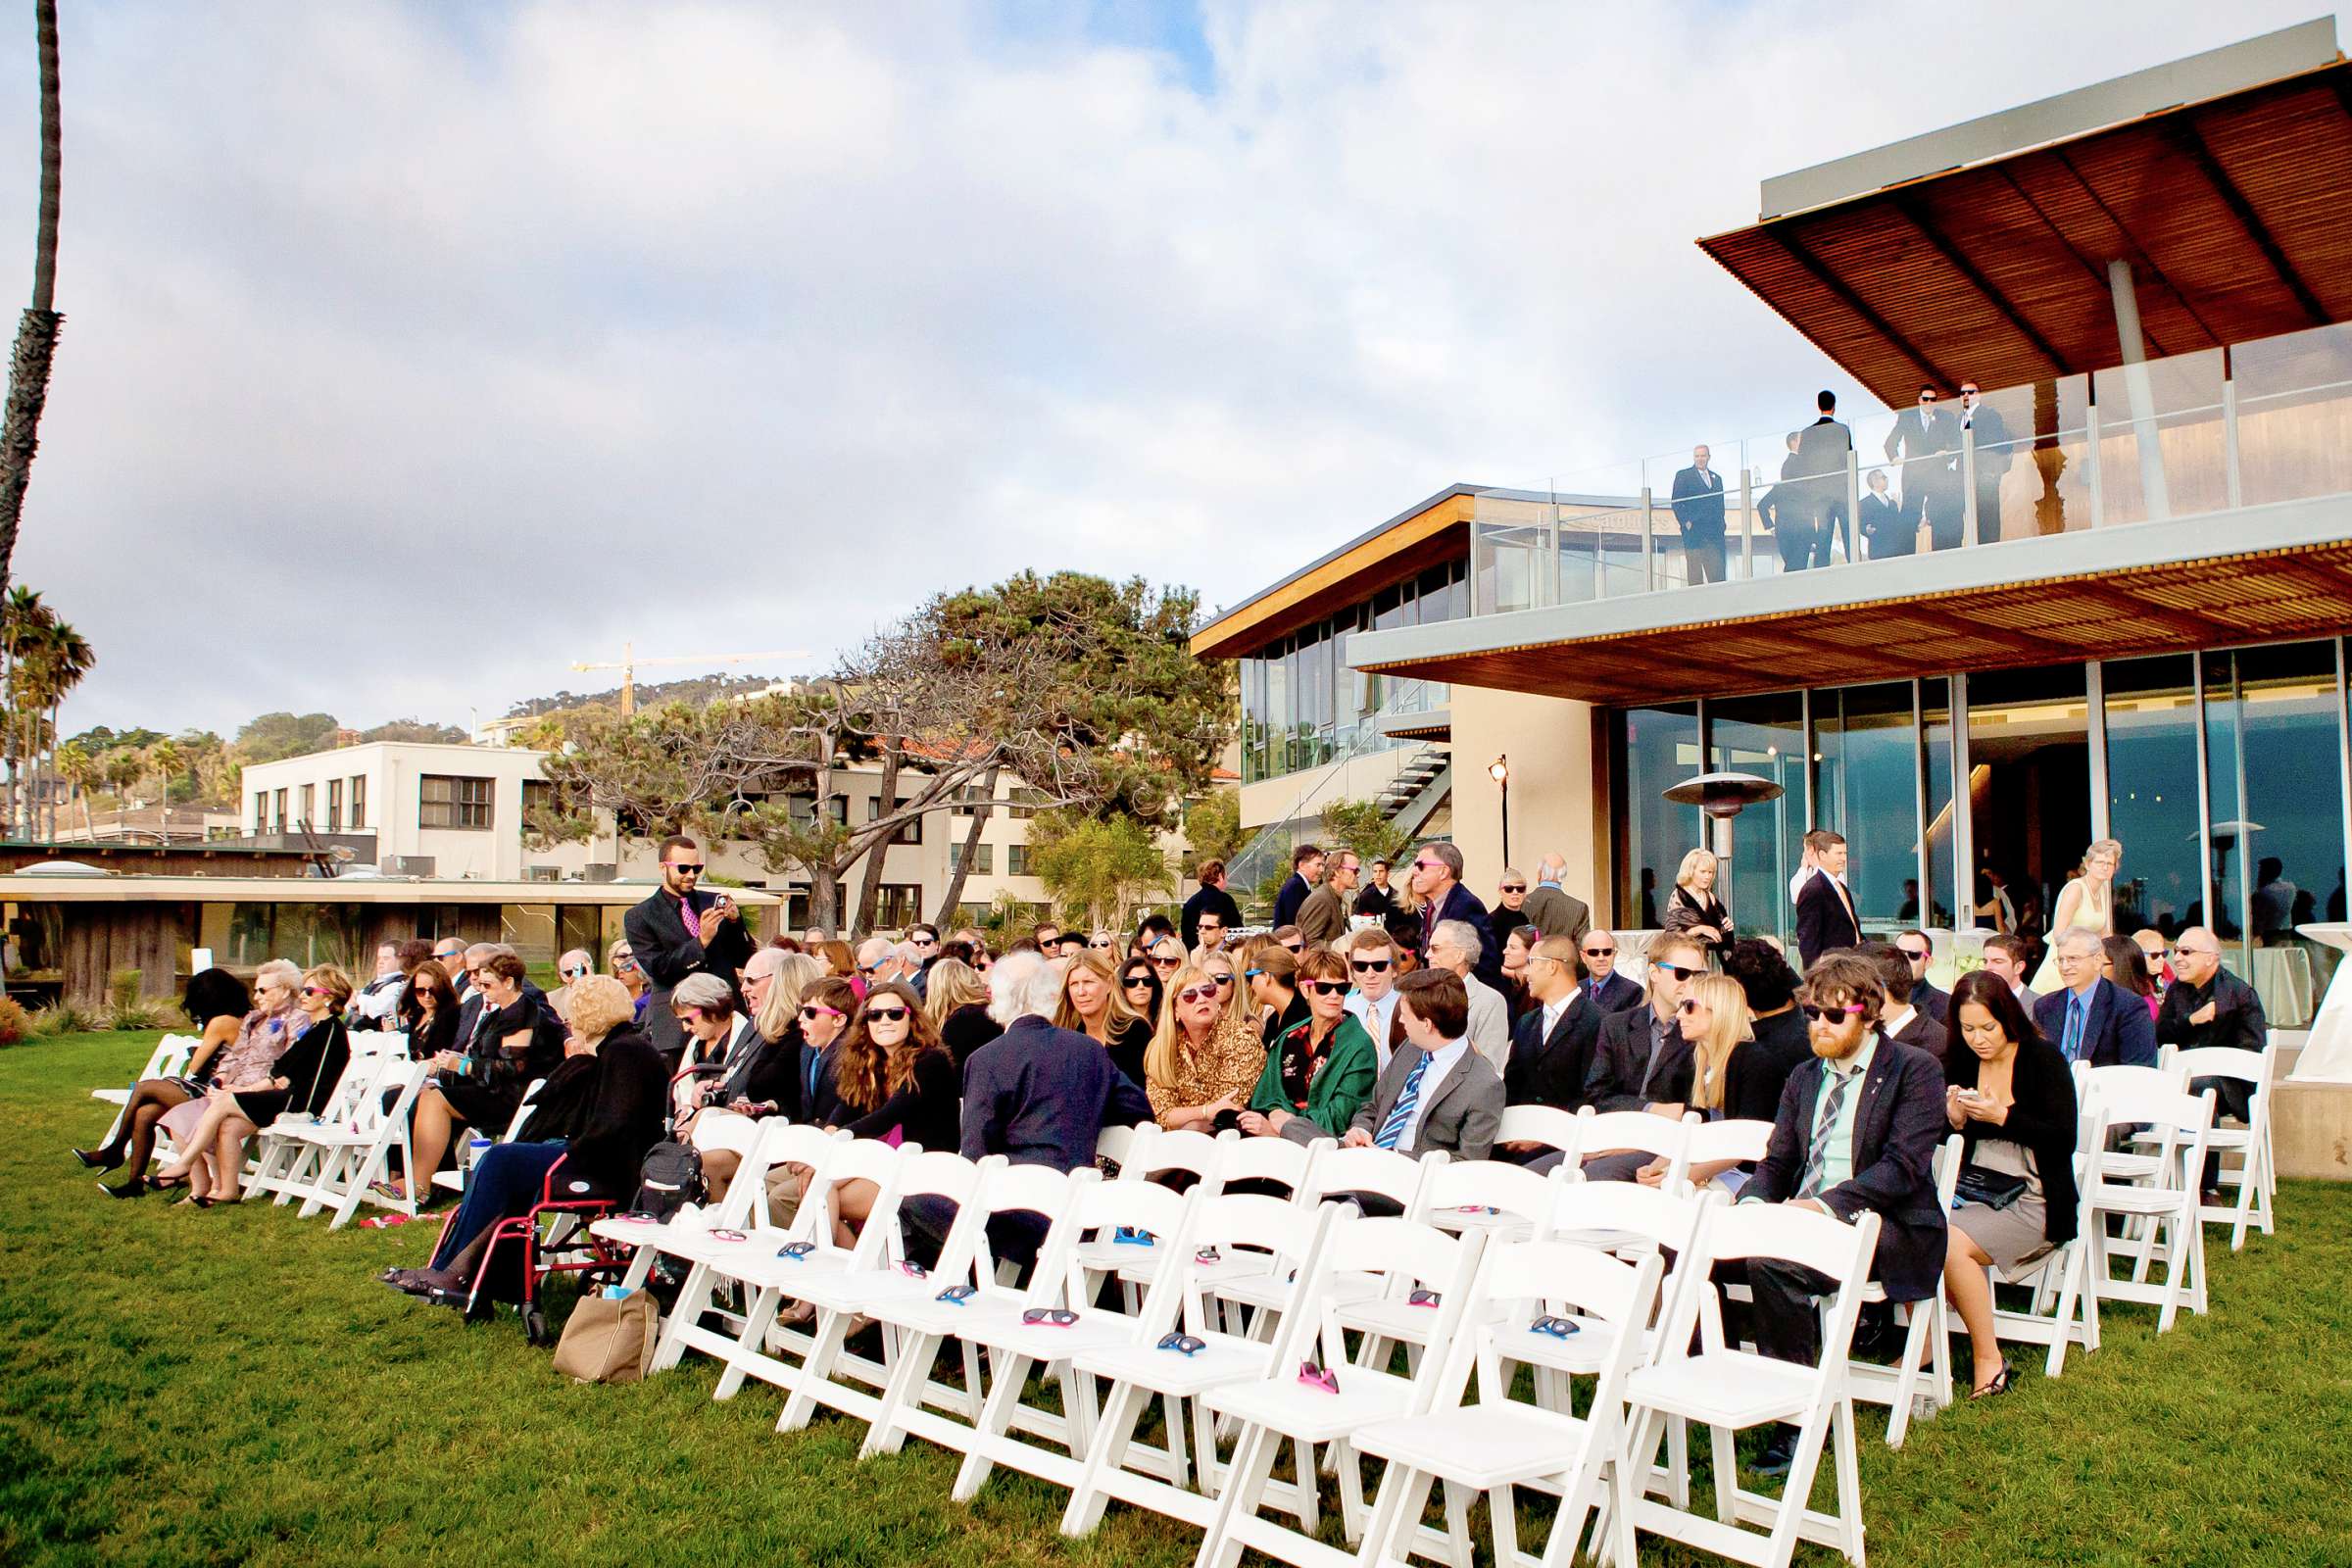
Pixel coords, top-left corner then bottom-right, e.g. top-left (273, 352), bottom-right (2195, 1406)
top-left (1203, 20), bottom-right (2352, 1048)
top-left (238, 740), bottom-right (1076, 932)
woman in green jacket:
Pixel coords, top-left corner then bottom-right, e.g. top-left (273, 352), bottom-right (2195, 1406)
top-left (1241, 947), bottom-right (1377, 1143)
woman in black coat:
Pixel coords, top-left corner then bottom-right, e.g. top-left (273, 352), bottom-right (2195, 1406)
top-left (386, 975), bottom-right (668, 1305)
top-left (1940, 971), bottom-right (2080, 1399)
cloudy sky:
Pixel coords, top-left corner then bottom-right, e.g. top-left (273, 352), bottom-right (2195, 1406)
top-left (0, 0), bottom-right (2325, 736)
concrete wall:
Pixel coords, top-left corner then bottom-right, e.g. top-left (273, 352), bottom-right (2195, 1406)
top-left (1447, 687), bottom-right (1607, 919)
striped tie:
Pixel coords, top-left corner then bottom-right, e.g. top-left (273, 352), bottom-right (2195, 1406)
top-left (1376, 1054), bottom-right (1431, 1150)
top-left (1799, 1068), bottom-right (1853, 1199)
top-left (2062, 992), bottom-right (2088, 1062)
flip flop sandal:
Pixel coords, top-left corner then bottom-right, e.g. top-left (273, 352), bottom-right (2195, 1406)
top-left (358, 1212), bottom-right (415, 1230)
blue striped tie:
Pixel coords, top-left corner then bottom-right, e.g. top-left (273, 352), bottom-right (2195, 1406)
top-left (1799, 1068), bottom-right (1853, 1199)
top-left (1376, 1054), bottom-right (1431, 1150)
top-left (2062, 992), bottom-right (2087, 1062)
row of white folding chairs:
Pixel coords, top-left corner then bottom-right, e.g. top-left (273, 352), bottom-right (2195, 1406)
top-left (243, 1052), bottom-right (436, 1228)
top-left (90, 1033), bottom-right (202, 1154)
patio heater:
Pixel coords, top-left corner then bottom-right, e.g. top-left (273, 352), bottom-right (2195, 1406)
top-left (1663, 771), bottom-right (1786, 922)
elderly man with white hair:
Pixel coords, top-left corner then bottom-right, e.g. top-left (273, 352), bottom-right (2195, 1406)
top-left (856, 935), bottom-right (901, 990)
top-left (898, 950), bottom-right (1153, 1269)
top-left (1428, 917), bottom-right (1510, 1072)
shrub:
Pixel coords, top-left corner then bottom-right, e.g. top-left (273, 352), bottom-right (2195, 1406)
top-left (0, 995), bottom-right (27, 1046)
top-left (108, 969), bottom-right (144, 1016)
top-left (29, 1003), bottom-right (94, 1038)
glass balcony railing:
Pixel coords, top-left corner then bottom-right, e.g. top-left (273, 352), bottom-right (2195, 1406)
top-left (1469, 319), bottom-right (2352, 614)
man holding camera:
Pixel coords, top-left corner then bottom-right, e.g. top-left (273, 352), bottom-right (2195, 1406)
top-left (624, 834), bottom-right (755, 1067)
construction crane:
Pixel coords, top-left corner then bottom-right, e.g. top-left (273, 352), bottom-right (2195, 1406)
top-left (569, 643), bottom-right (811, 715)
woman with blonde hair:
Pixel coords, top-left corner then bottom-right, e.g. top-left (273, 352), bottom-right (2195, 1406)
top-left (1144, 962), bottom-right (1267, 1132)
top-left (1653, 972), bottom-right (1762, 1191)
top-left (2030, 837), bottom-right (2122, 993)
top-left (920, 955), bottom-right (997, 1066)
top-left (1054, 948), bottom-right (1152, 1088)
top-left (1663, 847), bottom-right (1733, 951)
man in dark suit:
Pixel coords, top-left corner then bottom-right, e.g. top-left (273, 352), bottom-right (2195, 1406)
top-left (1760, 431), bottom-right (1811, 571)
top-left (1883, 384), bottom-right (1955, 548)
top-left (1520, 854), bottom-right (1590, 949)
top-left (1865, 942), bottom-right (1949, 1068)
top-left (1793, 829), bottom-right (1861, 966)
top-left (1344, 971), bottom-right (1503, 1175)
top-left (1856, 469), bottom-right (1907, 559)
top-left (1502, 935), bottom-right (1603, 1122)
top-left (1180, 858), bottom-right (1243, 954)
top-left (1895, 931), bottom-right (1949, 1023)
top-left (1743, 953), bottom-right (1948, 1474)
top-left (1353, 858), bottom-right (1398, 923)
top-left (2156, 926), bottom-right (2269, 1195)
top-left (2033, 928), bottom-right (2158, 1067)
top-left (1576, 927), bottom-right (1644, 1013)
top-left (623, 834), bottom-right (756, 1066)
top-left (1669, 444), bottom-right (1728, 585)
top-left (1956, 380), bottom-right (2013, 544)
top-left (1577, 933), bottom-right (1708, 1179)
top-left (1795, 390), bottom-right (1854, 568)
top-left (1271, 844), bottom-right (1324, 931)
top-left (1407, 842), bottom-right (1502, 993)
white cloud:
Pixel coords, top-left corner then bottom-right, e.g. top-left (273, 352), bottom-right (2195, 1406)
top-left (0, 0), bottom-right (2321, 733)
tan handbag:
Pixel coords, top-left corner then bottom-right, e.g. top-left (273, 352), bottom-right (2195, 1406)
top-left (550, 1289), bottom-right (659, 1384)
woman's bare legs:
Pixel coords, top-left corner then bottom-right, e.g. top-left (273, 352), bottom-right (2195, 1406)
top-left (1943, 1224), bottom-right (2005, 1390)
top-left (158, 1096), bottom-right (239, 1183)
top-left (401, 1087), bottom-right (465, 1200)
top-left (209, 1115), bottom-right (258, 1202)
top-left (833, 1177), bottom-right (877, 1251)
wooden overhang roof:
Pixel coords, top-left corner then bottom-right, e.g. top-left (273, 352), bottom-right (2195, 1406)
top-left (1350, 502), bottom-right (2352, 708)
top-left (1697, 45), bottom-right (2352, 410)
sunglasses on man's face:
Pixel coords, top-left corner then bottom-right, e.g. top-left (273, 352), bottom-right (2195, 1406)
top-left (1304, 980), bottom-right (1349, 996)
top-left (664, 861), bottom-right (704, 875)
top-left (1282, 942), bottom-right (1304, 955)
top-left (1898, 947), bottom-right (1930, 962)
top-left (865, 1005), bottom-right (910, 1023)
top-left (1799, 1002), bottom-right (1868, 1023)
top-left (1351, 958), bottom-right (1392, 973)
top-left (1583, 947), bottom-right (1615, 958)
top-left (1651, 961), bottom-right (1703, 982)
top-left (560, 966), bottom-right (589, 980)
top-left (1175, 984), bottom-right (1221, 1004)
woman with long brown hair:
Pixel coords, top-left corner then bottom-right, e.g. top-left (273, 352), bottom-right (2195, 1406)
top-left (821, 980), bottom-right (957, 1246)
top-left (1054, 948), bottom-right (1152, 1089)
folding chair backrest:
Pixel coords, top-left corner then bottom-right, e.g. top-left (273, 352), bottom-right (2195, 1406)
top-left (1684, 1117), bottom-right (1773, 1170)
top-left (1450, 1239), bottom-right (1665, 1407)
top-left (1931, 1132), bottom-right (1965, 1207)
top-left (806, 1138), bottom-right (913, 1252)
top-left (1172, 1193), bottom-right (1333, 1338)
top-left (2087, 1087), bottom-right (2213, 1189)
top-left (1305, 1217), bottom-right (1485, 1400)
top-left (750, 1122), bottom-right (850, 1233)
top-left (1212, 1134), bottom-right (1326, 1199)
top-left (1664, 1201), bottom-right (1880, 1358)
top-left (1095, 1123), bottom-right (1143, 1172)
top-left (1495, 1103), bottom-right (1583, 1156)
top-left (132, 1036), bottom-right (181, 1081)
top-left (1132, 1126), bottom-right (1233, 1188)
top-left (968, 1163), bottom-right (1093, 1292)
top-left (504, 1080), bottom-right (548, 1137)
top-left (2082, 1063), bottom-right (2180, 1108)
top-left (690, 1110), bottom-right (763, 1159)
top-left (368, 1061), bottom-right (430, 1129)
top-left (1069, 1173), bottom-right (1193, 1263)
top-left (1413, 1157), bottom-right (1562, 1234)
top-left (353, 1029), bottom-right (409, 1058)
top-left (2167, 1046), bottom-right (2266, 1088)
top-left (309, 1052), bottom-right (391, 1125)
top-left (1303, 1144), bottom-right (1443, 1211)
top-left (1574, 1107), bottom-right (1696, 1163)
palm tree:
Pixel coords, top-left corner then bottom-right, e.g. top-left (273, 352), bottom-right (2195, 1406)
top-left (101, 746), bottom-right (141, 836)
top-left (145, 737), bottom-right (182, 842)
top-left (0, 1), bottom-right (63, 598)
top-left (34, 613), bottom-right (91, 837)
top-left (0, 585), bottom-right (50, 836)
top-left (54, 737), bottom-right (93, 838)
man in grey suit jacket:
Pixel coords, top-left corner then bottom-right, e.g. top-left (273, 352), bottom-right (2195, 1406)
top-left (1345, 970), bottom-right (1502, 1168)
top-left (1521, 855), bottom-right (1591, 949)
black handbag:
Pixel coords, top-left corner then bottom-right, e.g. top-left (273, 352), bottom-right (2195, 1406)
top-left (1953, 1162), bottom-right (2031, 1210)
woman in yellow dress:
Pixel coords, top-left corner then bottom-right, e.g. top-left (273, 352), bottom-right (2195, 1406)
top-left (2029, 838), bottom-right (2122, 994)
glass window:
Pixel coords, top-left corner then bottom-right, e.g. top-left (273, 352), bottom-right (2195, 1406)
top-left (252, 792), bottom-right (267, 834)
top-left (1613, 703), bottom-right (1700, 930)
top-left (419, 774), bottom-right (495, 831)
top-left (1007, 844), bottom-right (1030, 878)
top-left (325, 778), bottom-right (343, 832)
top-left (950, 843), bottom-right (994, 876)
top-left (298, 784), bottom-right (316, 829)
top-left (876, 885), bottom-right (923, 930)
top-left (272, 789), bottom-right (287, 832)
top-left (2105, 655), bottom-right (2201, 935)
top-left (1921, 679), bottom-right (1954, 929)
top-left (2203, 641), bottom-right (2345, 1024)
top-left (501, 903), bottom-right (559, 968)
top-left (1704, 691), bottom-right (1807, 946)
top-left (349, 775), bottom-right (367, 830)
top-left (1964, 666), bottom-right (2088, 942)
top-left (868, 796), bottom-right (921, 845)
top-left (1300, 633), bottom-right (1332, 744)
top-left (1814, 682), bottom-right (1923, 925)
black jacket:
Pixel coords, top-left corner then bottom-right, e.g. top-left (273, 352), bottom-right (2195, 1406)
top-left (837, 1048), bottom-right (961, 1153)
top-left (940, 1003), bottom-right (1004, 1069)
top-left (1909, 978), bottom-right (1951, 1025)
top-left (713, 1022), bottom-right (807, 1119)
top-left (1794, 870), bottom-right (1861, 966)
top-left (514, 1024), bottom-right (670, 1199)
top-left (2155, 966), bottom-right (2268, 1054)
top-left (236, 1015), bottom-right (353, 1124)
top-left (1891, 1007), bottom-right (1951, 1071)
top-left (1583, 1003), bottom-right (1694, 1113)
top-left (1662, 885), bottom-right (1732, 947)
top-left (1858, 490), bottom-right (1907, 557)
top-left (1795, 414), bottom-right (1854, 509)
top-left (1944, 1034), bottom-right (2080, 1248)
top-left (1423, 882), bottom-right (1505, 994)
top-left (1722, 1007), bottom-right (1811, 1122)
top-left (623, 885), bottom-right (757, 1062)
top-left (1103, 1015), bottom-right (1152, 1091)
top-left (1181, 885), bottom-right (1242, 952)
top-left (1749, 1035), bottom-right (1949, 1302)
top-left (1670, 464), bottom-right (1726, 539)
top-left (1504, 993), bottom-right (1603, 1112)
top-left (2033, 979), bottom-right (2158, 1068)
top-left (1582, 970), bottom-right (1644, 1015)
top-left (1272, 872), bottom-right (1313, 930)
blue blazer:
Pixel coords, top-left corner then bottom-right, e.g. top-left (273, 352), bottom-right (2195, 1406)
top-left (2033, 977), bottom-right (2157, 1068)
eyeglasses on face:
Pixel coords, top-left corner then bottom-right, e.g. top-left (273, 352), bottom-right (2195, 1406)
top-left (1799, 1002), bottom-right (1867, 1022)
top-left (1350, 958), bottom-right (1392, 973)
top-left (560, 966), bottom-right (589, 980)
top-left (1205, 972), bottom-right (1236, 988)
top-left (663, 861), bottom-right (704, 874)
top-left (1651, 960), bottom-right (1703, 981)
top-left (1412, 858), bottom-right (1442, 871)
top-left (1499, 884), bottom-right (1526, 894)
top-left (1898, 946), bottom-right (1931, 961)
top-left (301, 985), bottom-right (334, 999)
top-left (1175, 984), bottom-right (1221, 1004)
top-left (1151, 956), bottom-right (1181, 970)
top-left (1675, 997), bottom-right (1702, 1015)
top-left (1122, 976), bottom-right (1155, 989)
top-left (799, 1004), bottom-right (845, 1022)
top-left (613, 955), bottom-right (639, 970)
top-left (864, 1005), bottom-right (911, 1023)
top-left (1090, 938), bottom-right (1114, 948)
top-left (1304, 980), bottom-right (1349, 996)
top-left (2169, 947), bottom-right (2215, 959)
top-left (1583, 946), bottom-right (1615, 957)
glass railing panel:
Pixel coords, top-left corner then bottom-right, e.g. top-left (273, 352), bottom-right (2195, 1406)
top-left (1470, 519), bottom-right (1552, 615)
top-left (1740, 417), bottom-right (1853, 575)
top-left (2233, 321), bottom-right (2352, 509)
top-left (2091, 348), bottom-right (2227, 526)
top-left (1642, 442), bottom-right (1746, 583)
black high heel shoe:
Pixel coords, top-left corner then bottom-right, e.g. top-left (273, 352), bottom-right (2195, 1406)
top-left (73, 1147), bottom-right (122, 1171)
top-left (100, 1176), bottom-right (148, 1200)
top-left (1970, 1359), bottom-right (2015, 1399)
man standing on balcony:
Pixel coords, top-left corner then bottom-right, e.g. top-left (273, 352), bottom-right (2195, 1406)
top-left (1956, 381), bottom-right (2013, 544)
top-left (1669, 444), bottom-right (1728, 584)
top-left (1761, 431), bottom-right (1812, 571)
top-left (1796, 390), bottom-right (1855, 567)
top-left (1884, 384), bottom-right (1956, 552)
top-left (1273, 844), bottom-right (1324, 930)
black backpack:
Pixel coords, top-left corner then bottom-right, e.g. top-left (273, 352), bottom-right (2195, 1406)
top-left (629, 1141), bottom-right (706, 1221)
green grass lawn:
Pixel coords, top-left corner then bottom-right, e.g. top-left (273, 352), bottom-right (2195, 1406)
top-left (4, 1031), bottom-right (2348, 1567)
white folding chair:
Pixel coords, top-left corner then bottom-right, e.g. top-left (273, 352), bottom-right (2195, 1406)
top-left (1195, 1216), bottom-right (1488, 1567)
top-left (274, 1059), bottom-right (427, 1228)
top-left (91, 1034), bottom-right (194, 1143)
top-left (2082, 1084), bottom-right (2214, 1332)
top-left (1573, 1105), bottom-right (1698, 1187)
top-left (246, 1051), bottom-right (396, 1204)
top-left (1060, 1196), bottom-right (1339, 1538)
top-left (1989, 1106), bottom-right (2101, 1378)
top-left (1848, 1133), bottom-right (1961, 1448)
top-left (430, 1076), bottom-right (549, 1198)
top-left (1682, 1118), bottom-right (1776, 1196)
top-left (1495, 1103), bottom-right (1584, 1164)
top-left (1073, 1126), bottom-right (1234, 1298)
top-left (1618, 1202), bottom-right (1884, 1568)
top-left (2165, 1043), bottom-right (2278, 1249)
top-left (1350, 1239), bottom-right (1668, 1568)
top-left (1409, 1154), bottom-right (1568, 1243)
top-left (1197, 1135), bottom-right (1332, 1336)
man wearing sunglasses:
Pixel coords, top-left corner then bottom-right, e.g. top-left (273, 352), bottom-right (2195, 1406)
top-left (547, 947), bottom-right (595, 1023)
top-left (623, 833), bottom-right (755, 1061)
top-left (1342, 929), bottom-right (1404, 1069)
top-left (1577, 934), bottom-right (1709, 1180)
top-left (1575, 929), bottom-right (1643, 1013)
top-left (1740, 952), bottom-right (1947, 1474)
top-left (1408, 842), bottom-right (1503, 994)
top-left (2155, 927), bottom-right (2268, 1200)
top-left (1180, 857), bottom-right (1242, 955)
top-left (1895, 930), bottom-right (1949, 1024)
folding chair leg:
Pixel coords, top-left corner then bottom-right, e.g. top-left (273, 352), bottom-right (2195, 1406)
top-left (1193, 1423), bottom-right (1275, 1568)
top-left (1490, 1484), bottom-right (1520, 1568)
top-left (860, 1329), bottom-right (941, 1459)
top-left (1060, 1379), bottom-right (1145, 1539)
top-left (778, 1311), bottom-right (854, 1433)
top-left (1884, 1298), bottom-right (1937, 1449)
top-left (1834, 1396), bottom-right (1867, 1566)
top-left (1764, 1402), bottom-right (1834, 1568)
top-left (1360, 1462), bottom-right (1435, 1568)
top-left (949, 1349), bottom-right (1035, 1501)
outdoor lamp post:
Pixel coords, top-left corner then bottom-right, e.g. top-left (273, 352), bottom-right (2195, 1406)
top-left (1663, 771), bottom-right (1785, 923)
top-left (1489, 755), bottom-right (1510, 867)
